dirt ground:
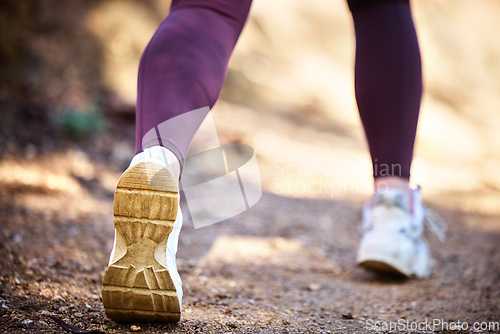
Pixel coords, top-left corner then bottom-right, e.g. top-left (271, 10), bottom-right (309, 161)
top-left (0, 117), bottom-right (499, 334)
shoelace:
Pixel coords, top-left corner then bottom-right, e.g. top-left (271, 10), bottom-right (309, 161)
top-left (423, 207), bottom-right (447, 243)
top-left (361, 200), bottom-right (448, 243)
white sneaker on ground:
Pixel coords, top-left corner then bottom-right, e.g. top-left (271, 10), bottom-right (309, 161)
top-left (103, 146), bottom-right (183, 322)
top-left (356, 187), bottom-right (446, 278)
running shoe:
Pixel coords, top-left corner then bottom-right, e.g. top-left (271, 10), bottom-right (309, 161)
top-left (357, 187), bottom-right (446, 278)
top-left (103, 146), bottom-right (183, 322)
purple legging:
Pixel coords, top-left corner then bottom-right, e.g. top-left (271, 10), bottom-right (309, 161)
top-left (135, 0), bottom-right (422, 180)
top-left (135, 0), bottom-right (252, 164)
top-left (349, 0), bottom-right (422, 179)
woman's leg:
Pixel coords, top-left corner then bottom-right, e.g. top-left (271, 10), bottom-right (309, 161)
top-left (103, 1), bottom-right (252, 322)
top-left (347, 0), bottom-right (439, 278)
top-left (347, 0), bottom-right (422, 195)
top-left (135, 0), bottom-right (252, 174)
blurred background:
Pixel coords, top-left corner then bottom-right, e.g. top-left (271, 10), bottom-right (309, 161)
top-left (1, 0), bottom-right (499, 332)
top-left (1, 0), bottom-right (499, 207)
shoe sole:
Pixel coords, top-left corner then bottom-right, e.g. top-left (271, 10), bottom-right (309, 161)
top-left (102, 162), bottom-right (180, 322)
top-left (357, 257), bottom-right (410, 277)
top-left (357, 235), bottom-right (414, 277)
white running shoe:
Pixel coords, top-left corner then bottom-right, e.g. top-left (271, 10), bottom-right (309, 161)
top-left (103, 146), bottom-right (183, 322)
top-left (356, 187), bottom-right (446, 278)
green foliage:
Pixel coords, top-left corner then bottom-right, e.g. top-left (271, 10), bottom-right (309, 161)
top-left (54, 103), bottom-right (106, 139)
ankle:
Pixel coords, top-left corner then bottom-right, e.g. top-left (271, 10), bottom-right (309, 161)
top-left (374, 176), bottom-right (413, 212)
top-left (159, 147), bottom-right (181, 182)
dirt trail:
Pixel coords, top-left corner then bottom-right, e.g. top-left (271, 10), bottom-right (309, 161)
top-left (0, 129), bottom-right (498, 333)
